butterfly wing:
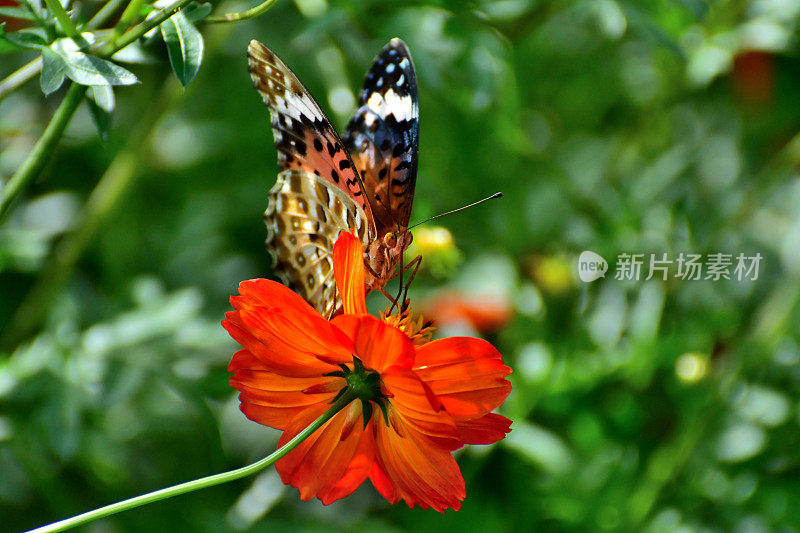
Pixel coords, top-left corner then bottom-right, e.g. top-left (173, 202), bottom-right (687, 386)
top-left (248, 40), bottom-right (374, 223)
top-left (265, 169), bottom-right (371, 318)
top-left (249, 40), bottom-right (375, 316)
top-left (342, 38), bottom-right (419, 236)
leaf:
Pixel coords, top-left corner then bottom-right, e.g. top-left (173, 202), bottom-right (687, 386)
top-left (89, 84), bottom-right (115, 113)
top-left (160, 11), bottom-right (203, 87)
top-left (5, 28), bottom-right (48, 49)
top-left (40, 46), bottom-right (67, 94)
top-left (0, 6), bottom-right (37, 20)
top-left (51, 39), bottom-right (139, 86)
top-left (0, 23), bottom-right (25, 54)
top-left (86, 94), bottom-right (112, 141)
top-left (183, 2), bottom-right (212, 23)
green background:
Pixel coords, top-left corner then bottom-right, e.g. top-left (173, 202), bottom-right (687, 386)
top-left (2, 0), bottom-right (800, 531)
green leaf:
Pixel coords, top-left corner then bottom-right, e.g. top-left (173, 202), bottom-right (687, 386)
top-left (40, 46), bottom-right (67, 94)
top-left (89, 84), bottom-right (115, 113)
top-left (160, 11), bottom-right (203, 87)
top-left (51, 39), bottom-right (139, 86)
top-left (5, 28), bottom-right (48, 49)
top-left (0, 24), bottom-right (25, 54)
top-left (86, 91), bottom-right (113, 141)
top-left (0, 6), bottom-right (37, 20)
top-left (183, 2), bottom-right (213, 23)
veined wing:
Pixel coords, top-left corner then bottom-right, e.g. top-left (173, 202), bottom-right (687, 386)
top-left (343, 38), bottom-right (419, 235)
top-left (265, 169), bottom-right (371, 318)
top-left (248, 39), bottom-right (375, 224)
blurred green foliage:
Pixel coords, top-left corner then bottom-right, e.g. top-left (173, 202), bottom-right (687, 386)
top-left (2, 0), bottom-right (800, 531)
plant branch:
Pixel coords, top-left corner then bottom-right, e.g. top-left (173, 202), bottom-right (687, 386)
top-left (42, 0), bottom-right (80, 38)
top-left (99, 0), bottom-right (194, 57)
top-left (114, 0), bottom-right (146, 35)
top-left (0, 56), bottom-right (43, 102)
top-left (0, 82), bottom-right (87, 219)
top-left (204, 0), bottom-right (280, 24)
top-left (0, 0), bottom-right (193, 219)
top-left (23, 392), bottom-right (356, 533)
top-left (0, 0), bottom-right (127, 102)
top-left (1, 76), bottom-right (182, 349)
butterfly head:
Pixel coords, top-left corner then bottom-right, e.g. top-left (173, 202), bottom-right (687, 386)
top-left (384, 230), bottom-right (412, 261)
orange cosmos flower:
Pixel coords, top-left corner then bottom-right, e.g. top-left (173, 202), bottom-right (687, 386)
top-left (222, 232), bottom-right (512, 512)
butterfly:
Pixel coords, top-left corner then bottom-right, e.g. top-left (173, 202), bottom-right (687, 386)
top-left (248, 38), bottom-right (420, 318)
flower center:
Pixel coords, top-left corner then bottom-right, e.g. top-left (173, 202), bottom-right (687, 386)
top-left (325, 356), bottom-right (389, 427)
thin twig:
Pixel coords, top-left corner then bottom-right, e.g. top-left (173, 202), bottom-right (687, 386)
top-left (203, 0), bottom-right (280, 24)
top-left (0, 83), bottom-right (87, 218)
top-left (41, 0), bottom-right (80, 38)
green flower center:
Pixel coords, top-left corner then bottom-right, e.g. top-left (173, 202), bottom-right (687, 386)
top-left (325, 356), bottom-right (389, 428)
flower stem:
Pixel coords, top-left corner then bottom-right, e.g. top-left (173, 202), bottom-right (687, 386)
top-left (204, 0), bottom-right (280, 24)
top-left (24, 392), bottom-right (356, 533)
top-left (0, 82), bottom-right (87, 219)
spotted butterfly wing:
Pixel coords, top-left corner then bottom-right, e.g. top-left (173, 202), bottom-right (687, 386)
top-left (248, 40), bottom-right (374, 317)
top-left (343, 38), bottom-right (419, 236)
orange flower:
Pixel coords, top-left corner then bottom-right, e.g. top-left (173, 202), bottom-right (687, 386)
top-left (223, 232), bottom-right (512, 512)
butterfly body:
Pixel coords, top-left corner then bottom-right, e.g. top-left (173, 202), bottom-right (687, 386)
top-left (249, 38), bottom-right (419, 316)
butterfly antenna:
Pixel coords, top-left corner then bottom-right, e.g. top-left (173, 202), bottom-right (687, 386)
top-left (406, 192), bottom-right (502, 232)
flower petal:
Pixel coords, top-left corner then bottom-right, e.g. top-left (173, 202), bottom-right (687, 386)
top-left (229, 349), bottom-right (343, 430)
top-left (318, 418), bottom-right (376, 504)
top-left (331, 315), bottom-right (414, 372)
top-left (223, 311), bottom-right (336, 377)
top-left (381, 367), bottom-right (459, 443)
top-left (237, 301), bottom-right (353, 366)
top-left (414, 337), bottom-right (512, 420)
top-left (276, 401), bottom-right (372, 503)
top-left (372, 414), bottom-right (466, 512)
top-left (455, 413), bottom-right (512, 445)
top-left (333, 231), bottom-right (367, 315)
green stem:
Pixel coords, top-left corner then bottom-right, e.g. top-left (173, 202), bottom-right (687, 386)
top-left (0, 0), bottom-right (128, 102)
top-left (0, 0), bottom-right (191, 218)
top-left (1, 76), bottom-right (180, 349)
top-left (204, 0), bottom-right (280, 24)
top-left (85, 0), bottom-right (130, 29)
top-left (25, 392), bottom-right (356, 533)
top-left (114, 0), bottom-right (146, 35)
top-left (0, 82), bottom-right (87, 219)
top-left (42, 0), bottom-right (80, 38)
top-left (98, 0), bottom-right (193, 57)
top-left (0, 56), bottom-right (43, 102)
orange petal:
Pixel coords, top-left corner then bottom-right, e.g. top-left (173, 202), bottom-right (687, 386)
top-left (229, 349), bottom-right (343, 430)
top-left (318, 418), bottom-right (377, 505)
top-left (228, 277), bottom-right (354, 365)
top-left (414, 337), bottom-right (512, 420)
top-left (332, 315), bottom-right (414, 372)
top-left (238, 303), bottom-right (353, 366)
top-left (223, 313), bottom-right (334, 377)
top-left (333, 231), bottom-right (367, 315)
top-left (373, 415), bottom-right (466, 512)
top-left (381, 368), bottom-right (459, 443)
top-left (455, 413), bottom-right (512, 445)
top-left (236, 278), bottom-right (319, 316)
top-left (276, 401), bottom-right (371, 503)
top-left (368, 459), bottom-right (399, 504)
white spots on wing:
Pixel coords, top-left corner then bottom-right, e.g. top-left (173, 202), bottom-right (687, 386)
top-left (399, 58), bottom-right (410, 69)
top-left (376, 77), bottom-right (383, 88)
top-left (366, 89), bottom-right (414, 121)
top-left (396, 74), bottom-right (404, 86)
top-left (385, 63), bottom-right (396, 73)
top-left (278, 91), bottom-right (325, 123)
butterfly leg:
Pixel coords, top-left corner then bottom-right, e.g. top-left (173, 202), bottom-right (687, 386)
top-left (379, 287), bottom-right (400, 309)
top-left (399, 255), bottom-right (422, 312)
